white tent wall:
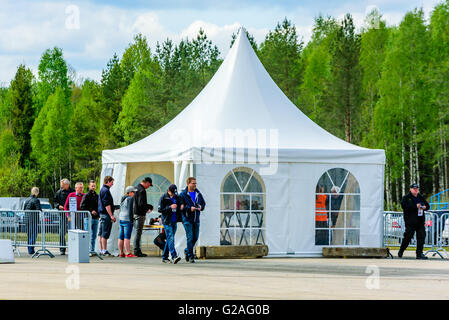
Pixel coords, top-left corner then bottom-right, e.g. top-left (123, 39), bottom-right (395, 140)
top-left (195, 162), bottom-right (384, 257)
top-left (97, 162), bottom-right (127, 255)
top-left (99, 29), bottom-right (387, 258)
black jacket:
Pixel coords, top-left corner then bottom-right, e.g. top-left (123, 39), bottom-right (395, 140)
top-left (179, 187), bottom-right (206, 223)
top-left (23, 195), bottom-right (42, 211)
top-left (158, 192), bottom-right (183, 225)
top-left (80, 190), bottom-right (99, 219)
top-left (134, 183), bottom-right (153, 216)
top-left (54, 187), bottom-right (74, 210)
top-left (401, 192), bottom-right (430, 224)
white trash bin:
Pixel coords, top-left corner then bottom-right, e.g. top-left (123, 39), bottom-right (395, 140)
top-left (0, 239), bottom-right (14, 263)
top-left (68, 229), bottom-right (89, 263)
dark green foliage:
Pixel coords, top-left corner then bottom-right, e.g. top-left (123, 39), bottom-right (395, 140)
top-left (35, 47), bottom-right (71, 112)
top-left (329, 14), bottom-right (362, 143)
top-left (230, 29), bottom-right (258, 52)
top-left (259, 18), bottom-right (303, 102)
top-left (9, 65), bottom-right (35, 166)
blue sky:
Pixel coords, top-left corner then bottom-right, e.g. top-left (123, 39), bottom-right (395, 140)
top-left (0, 0), bottom-right (442, 85)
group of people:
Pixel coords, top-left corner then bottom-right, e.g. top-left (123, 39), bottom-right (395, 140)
top-left (24, 175), bottom-right (206, 263)
top-left (23, 174), bottom-right (430, 260)
top-left (313, 182), bottom-right (431, 259)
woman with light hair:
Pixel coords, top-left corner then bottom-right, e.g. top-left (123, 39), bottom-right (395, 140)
top-left (31, 187), bottom-right (39, 196)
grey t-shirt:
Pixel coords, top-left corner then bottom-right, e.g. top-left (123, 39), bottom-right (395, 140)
top-left (119, 196), bottom-right (134, 222)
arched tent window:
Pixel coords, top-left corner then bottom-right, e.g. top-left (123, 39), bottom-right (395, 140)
top-left (133, 173), bottom-right (171, 222)
top-left (315, 168), bottom-right (360, 246)
top-left (220, 167), bottom-right (266, 246)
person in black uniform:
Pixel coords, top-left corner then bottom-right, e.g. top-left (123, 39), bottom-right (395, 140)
top-left (133, 177), bottom-right (154, 257)
top-left (23, 187), bottom-right (42, 255)
top-left (398, 183), bottom-right (430, 260)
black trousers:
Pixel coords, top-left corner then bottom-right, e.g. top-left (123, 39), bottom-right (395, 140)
top-left (59, 214), bottom-right (68, 253)
top-left (400, 221), bottom-right (426, 255)
top-left (315, 220), bottom-right (329, 246)
top-left (133, 215), bottom-right (146, 253)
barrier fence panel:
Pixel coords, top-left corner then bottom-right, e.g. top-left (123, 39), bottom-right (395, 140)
top-left (383, 212), bottom-right (404, 248)
top-left (0, 210), bottom-right (95, 259)
top-left (423, 211), bottom-right (444, 258)
top-left (0, 210), bottom-right (20, 255)
top-left (440, 213), bottom-right (449, 247)
top-left (383, 211), bottom-right (447, 259)
top-left (436, 212), bottom-right (449, 258)
top-left (12, 210), bottom-right (43, 257)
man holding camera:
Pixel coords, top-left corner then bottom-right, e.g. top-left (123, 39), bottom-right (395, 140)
top-left (398, 183), bottom-right (430, 260)
top-left (180, 177), bottom-right (206, 263)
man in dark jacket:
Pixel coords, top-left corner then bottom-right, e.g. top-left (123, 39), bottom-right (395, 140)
top-left (180, 177), bottom-right (206, 263)
top-left (98, 176), bottom-right (116, 256)
top-left (81, 180), bottom-right (99, 253)
top-left (23, 187), bottom-right (42, 255)
top-left (133, 177), bottom-right (154, 257)
top-left (399, 183), bottom-right (430, 259)
top-left (158, 184), bottom-right (184, 264)
top-left (54, 178), bottom-right (74, 255)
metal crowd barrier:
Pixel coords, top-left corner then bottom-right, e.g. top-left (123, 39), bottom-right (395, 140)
top-left (0, 210), bottom-right (94, 258)
top-left (383, 210), bottom-right (448, 259)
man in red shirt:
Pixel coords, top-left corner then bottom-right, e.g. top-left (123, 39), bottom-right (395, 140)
top-left (64, 182), bottom-right (85, 229)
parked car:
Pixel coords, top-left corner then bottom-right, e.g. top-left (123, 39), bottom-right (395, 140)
top-left (0, 211), bottom-right (16, 234)
top-left (3, 201), bottom-right (57, 233)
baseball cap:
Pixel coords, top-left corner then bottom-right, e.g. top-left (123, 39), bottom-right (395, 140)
top-left (168, 184), bottom-right (178, 195)
top-left (143, 177), bottom-right (153, 185)
top-left (410, 183), bottom-right (419, 189)
top-left (125, 186), bottom-right (138, 193)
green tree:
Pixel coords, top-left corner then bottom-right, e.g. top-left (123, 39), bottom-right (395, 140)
top-left (191, 28), bottom-right (221, 87)
top-left (298, 16), bottom-right (338, 125)
top-left (374, 9), bottom-right (431, 204)
top-left (230, 29), bottom-right (258, 52)
top-left (259, 18), bottom-right (303, 102)
top-left (100, 53), bottom-right (127, 147)
top-left (329, 14), bottom-right (362, 143)
top-left (31, 87), bottom-right (73, 192)
top-left (35, 47), bottom-right (71, 112)
top-left (115, 63), bottom-right (163, 145)
top-left (9, 65), bottom-right (35, 166)
top-left (121, 33), bottom-right (153, 87)
top-left (427, 0), bottom-right (449, 194)
top-left (359, 9), bottom-right (390, 147)
top-left (155, 30), bottom-right (222, 123)
top-left (70, 80), bottom-right (103, 181)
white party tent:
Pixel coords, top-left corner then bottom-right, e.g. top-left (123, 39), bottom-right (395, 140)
top-left (101, 28), bottom-right (385, 257)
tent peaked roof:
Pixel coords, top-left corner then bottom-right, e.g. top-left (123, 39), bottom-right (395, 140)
top-left (102, 28), bottom-right (385, 165)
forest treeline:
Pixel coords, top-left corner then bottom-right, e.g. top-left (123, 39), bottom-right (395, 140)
top-left (1, 2), bottom-right (449, 210)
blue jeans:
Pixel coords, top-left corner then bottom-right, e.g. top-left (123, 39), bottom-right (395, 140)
top-left (119, 220), bottom-right (133, 240)
top-left (183, 220), bottom-right (200, 259)
top-left (25, 213), bottom-right (39, 254)
top-left (90, 219), bottom-right (99, 252)
top-left (162, 223), bottom-right (177, 259)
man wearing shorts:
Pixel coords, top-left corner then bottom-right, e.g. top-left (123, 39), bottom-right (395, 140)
top-left (98, 176), bottom-right (116, 256)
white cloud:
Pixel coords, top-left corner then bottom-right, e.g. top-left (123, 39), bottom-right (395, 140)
top-left (180, 21), bottom-right (242, 52)
top-left (0, 0), bottom-right (445, 84)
